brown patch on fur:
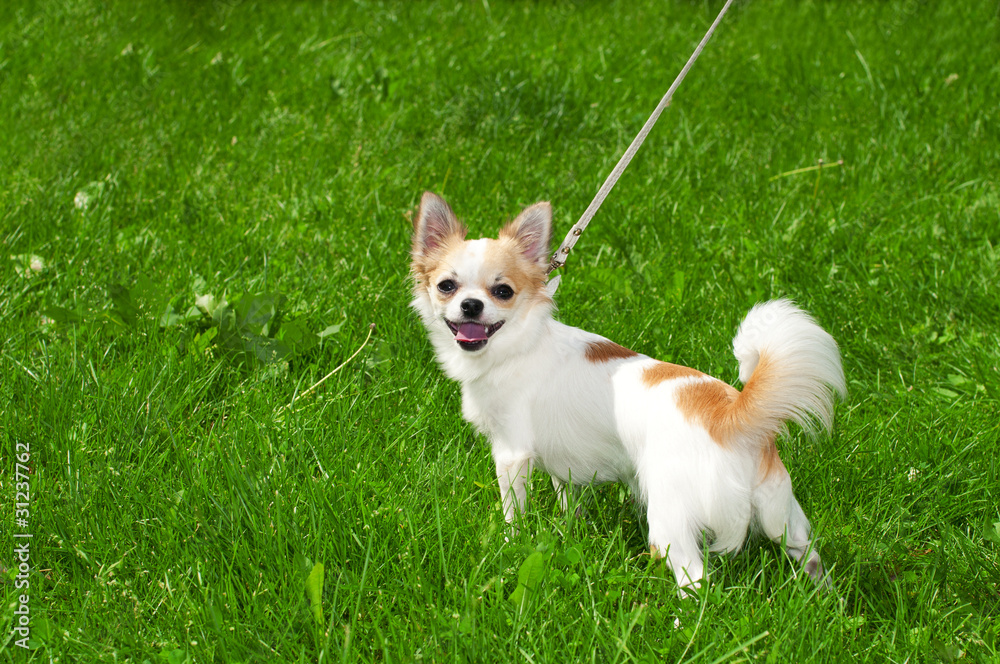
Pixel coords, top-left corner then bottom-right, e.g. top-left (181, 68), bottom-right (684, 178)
top-left (758, 435), bottom-right (786, 480)
top-left (641, 361), bottom-right (704, 386)
top-left (675, 354), bottom-right (776, 448)
top-left (585, 340), bottom-right (639, 363)
top-left (676, 379), bottom-right (741, 446)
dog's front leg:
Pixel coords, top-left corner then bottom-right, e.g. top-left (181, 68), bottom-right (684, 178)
top-left (552, 477), bottom-right (588, 519)
top-left (552, 477), bottom-right (569, 512)
top-left (494, 451), bottom-right (533, 524)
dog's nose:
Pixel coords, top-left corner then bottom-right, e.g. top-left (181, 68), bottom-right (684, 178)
top-left (460, 298), bottom-right (484, 319)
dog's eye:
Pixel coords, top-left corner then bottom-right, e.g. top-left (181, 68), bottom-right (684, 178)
top-left (437, 279), bottom-right (457, 294)
top-left (491, 284), bottom-right (514, 300)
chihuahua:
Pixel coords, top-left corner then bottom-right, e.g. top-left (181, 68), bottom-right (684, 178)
top-left (410, 192), bottom-right (846, 590)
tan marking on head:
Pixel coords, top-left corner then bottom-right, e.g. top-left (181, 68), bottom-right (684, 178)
top-left (410, 233), bottom-right (469, 296)
top-left (674, 354), bottom-right (776, 448)
top-left (585, 340), bottom-right (639, 363)
top-left (480, 236), bottom-right (549, 305)
top-left (641, 362), bottom-right (704, 386)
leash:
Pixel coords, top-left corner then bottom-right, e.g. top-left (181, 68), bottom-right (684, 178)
top-left (546, 0), bottom-right (738, 276)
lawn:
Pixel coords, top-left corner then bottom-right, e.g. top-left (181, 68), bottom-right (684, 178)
top-left (1, 0), bottom-right (998, 661)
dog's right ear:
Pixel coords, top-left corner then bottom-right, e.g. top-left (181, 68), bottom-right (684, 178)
top-left (413, 192), bottom-right (466, 258)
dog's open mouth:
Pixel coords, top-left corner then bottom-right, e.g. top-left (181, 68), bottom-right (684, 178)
top-left (445, 319), bottom-right (505, 351)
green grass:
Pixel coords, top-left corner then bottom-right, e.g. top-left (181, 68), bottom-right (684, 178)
top-left (2, 0), bottom-right (998, 661)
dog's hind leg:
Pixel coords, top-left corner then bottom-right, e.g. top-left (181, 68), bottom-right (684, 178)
top-left (782, 497), bottom-right (826, 582)
top-left (753, 457), bottom-right (827, 583)
top-left (646, 503), bottom-right (705, 594)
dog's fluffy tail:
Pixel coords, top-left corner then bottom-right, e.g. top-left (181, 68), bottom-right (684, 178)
top-left (730, 299), bottom-right (846, 441)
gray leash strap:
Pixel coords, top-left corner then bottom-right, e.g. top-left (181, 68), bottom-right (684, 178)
top-left (546, 0), bottom-right (738, 276)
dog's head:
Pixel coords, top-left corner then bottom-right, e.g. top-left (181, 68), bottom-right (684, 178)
top-left (410, 192), bottom-right (554, 358)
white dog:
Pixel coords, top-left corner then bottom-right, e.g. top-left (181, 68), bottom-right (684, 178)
top-left (410, 192), bottom-right (846, 590)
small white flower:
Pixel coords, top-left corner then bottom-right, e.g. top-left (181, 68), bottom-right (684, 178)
top-left (11, 254), bottom-right (44, 278)
top-left (907, 467), bottom-right (920, 482)
top-left (74, 191), bottom-right (90, 209)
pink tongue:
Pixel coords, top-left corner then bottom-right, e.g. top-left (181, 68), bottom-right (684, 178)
top-left (455, 322), bottom-right (489, 342)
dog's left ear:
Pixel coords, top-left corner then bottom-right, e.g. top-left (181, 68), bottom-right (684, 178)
top-left (501, 202), bottom-right (551, 265)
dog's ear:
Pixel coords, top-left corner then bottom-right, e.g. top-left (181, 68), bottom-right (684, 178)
top-left (501, 202), bottom-right (551, 265)
top-left (413, 192), bottom-right (466, 258)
